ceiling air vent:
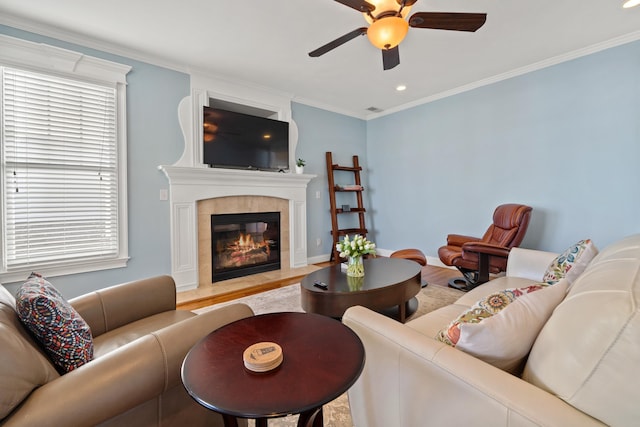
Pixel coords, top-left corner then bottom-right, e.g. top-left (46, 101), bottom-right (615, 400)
top-left (366, 106), bottom-right (384, 113)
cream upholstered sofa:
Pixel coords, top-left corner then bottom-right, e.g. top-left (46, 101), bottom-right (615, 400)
top-left (0, 275), bottom-right (253, 427)
top-left (343, 234), bottom-right (640, 427)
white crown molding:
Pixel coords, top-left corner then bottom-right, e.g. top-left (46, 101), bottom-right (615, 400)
top-left (1, 14), bottom-right (299, 103)
top-left (0, 33), bottom-right (131, 84)
top-left (3, 13), bottom-right (640, 121)
top-left (0, 14), bottom-right (189, 74)
top-left (291, 95), bottom-right (368, 120)
top-left (367, 30), bottom-right (640, 120)
top-left (188, 67), bottom-right (295, 104)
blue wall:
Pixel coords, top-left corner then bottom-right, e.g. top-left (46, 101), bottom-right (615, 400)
top-left (0, 25), bottom-right (189, 297)
top-left (291, 103), bottom-right (367, 259)
top-left (366, 39), bottom-right (640, 256)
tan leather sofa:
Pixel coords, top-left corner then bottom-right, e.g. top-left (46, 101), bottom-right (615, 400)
top-left (343, 234), bottom-right (640, 427)
top-left (0, 275), bottom-right (253, 427)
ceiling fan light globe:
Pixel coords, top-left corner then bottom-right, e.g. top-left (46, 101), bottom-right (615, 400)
top-left (367, 17), bottom-right (409, 50)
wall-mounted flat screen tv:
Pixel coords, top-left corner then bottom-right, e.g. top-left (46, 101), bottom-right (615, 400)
top-left (203, 106), bottom-right (289, 171)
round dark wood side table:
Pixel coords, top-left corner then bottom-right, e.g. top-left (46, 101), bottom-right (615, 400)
top-left (181, 312), bottom-right (365, 427)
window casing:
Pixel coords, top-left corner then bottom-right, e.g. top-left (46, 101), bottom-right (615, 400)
top-left (0, 34), bottom-right (131, 282)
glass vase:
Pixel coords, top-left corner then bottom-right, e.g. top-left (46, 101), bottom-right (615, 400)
top-left (347, 275), bottom-right (364, 291)
top-left (346, 255), bottom-right (364, 277)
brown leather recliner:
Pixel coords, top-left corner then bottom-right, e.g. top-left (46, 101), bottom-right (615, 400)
top-left (438, 204), bottom-right (532, 291)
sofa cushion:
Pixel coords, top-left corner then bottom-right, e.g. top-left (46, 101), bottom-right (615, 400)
top-left (0, 285), bottom-right (59, 419)
top-left (16, 273), bottom-right (94, 374)
top-left (437, 280), bottom-right (568, 373)
top-left (523, 234), bottom-right (640, 426)
top-left (542, 239), bottom-right (598, 284)
top-left (406, 303), bottom-right (471, 339)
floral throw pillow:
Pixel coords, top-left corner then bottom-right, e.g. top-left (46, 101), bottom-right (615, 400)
top-left (16, 273), bottom-right (94, 374)
top-left (543, 239), bottom-right (598, 284)
top-left (437, 284), bottom-right (548, 346)
top-left (437, 280), bottom-right (568, 373)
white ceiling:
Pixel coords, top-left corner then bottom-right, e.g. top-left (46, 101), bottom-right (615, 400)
top-left (1, 0), bottom-right (639, 119)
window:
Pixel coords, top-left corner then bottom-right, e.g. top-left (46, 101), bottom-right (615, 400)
top-left (0, 35), bottom-right (131, 282)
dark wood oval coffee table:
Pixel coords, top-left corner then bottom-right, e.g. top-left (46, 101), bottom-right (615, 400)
top-left (300, 257), bottom-right (422, 323)
top-left (181, 312), bottom-right (365, 427)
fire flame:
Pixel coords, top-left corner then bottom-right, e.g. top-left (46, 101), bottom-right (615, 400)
top-left (231, 233), bottom-right (269, 256)
top-left (238, 233), bottom-right (254, 248)
top-left (215, 232), bottom-right (272, 269)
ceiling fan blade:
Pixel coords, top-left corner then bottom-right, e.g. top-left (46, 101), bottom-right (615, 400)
top-left (309, 27), bottom-right (368, 57)
top-left (334, 0), bottom-right (376, 13)
top-left (382, 46), bottom-right (400, 70)
top-left (409, 12), bottom-right (487, 32)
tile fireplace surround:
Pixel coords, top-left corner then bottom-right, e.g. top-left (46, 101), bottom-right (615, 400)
top-left (160, 166), bottom-right (315, 292)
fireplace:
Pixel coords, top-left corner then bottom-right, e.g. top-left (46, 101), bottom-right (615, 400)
top-left (160, 165), bottom-right (313, 291)
top-left (211, 212), bottom-right (281, 282)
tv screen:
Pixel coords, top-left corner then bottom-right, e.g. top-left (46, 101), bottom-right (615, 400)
top-left (203, 106), bottom-right (289, 171)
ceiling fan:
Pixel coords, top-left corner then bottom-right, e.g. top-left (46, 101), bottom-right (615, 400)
top-left (308, 0), bottom-right (487, 70)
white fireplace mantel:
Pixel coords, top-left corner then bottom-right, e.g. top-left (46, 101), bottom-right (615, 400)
top-left (160, 87), bottom-right (315, 291)
top-left (160, 165), bottom-right (315, 291)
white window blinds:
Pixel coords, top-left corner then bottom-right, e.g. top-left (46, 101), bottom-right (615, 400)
top-left (2, 67), bottom-right (119, 270)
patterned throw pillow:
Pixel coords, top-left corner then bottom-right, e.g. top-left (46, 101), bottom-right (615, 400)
top-left (437, 280), bottom-right (568, 373)
top-left (16, 273), bottom-right (93, 374)
top-left (542, 239), bottom-right (598, 284)
top-left (438, 283), bottom-right (548, 346)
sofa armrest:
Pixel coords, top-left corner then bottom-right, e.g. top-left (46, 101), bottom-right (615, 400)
top-left (506, 248), bottom-right (558, 281)
top-left (342, 306), bottom-right (603, 427)
top-left (151, 303), bottom-right (254, 389)
top-left (70, 275), bottom-right (177, 336)
top-left (446, 234), bottom-right (481, 247)
top-left (3, 303), bottom-right (254, 427)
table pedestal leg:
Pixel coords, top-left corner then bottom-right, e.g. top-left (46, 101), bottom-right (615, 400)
top-left (222, 409), bottom-right (321, 427)
top-left (297, 406), bottom-right (323, 427)
top-left (222, 414), bottom-right (239, 427)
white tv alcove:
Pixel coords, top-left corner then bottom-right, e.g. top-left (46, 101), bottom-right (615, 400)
top-left (160, 78), bottom-right (314, 291)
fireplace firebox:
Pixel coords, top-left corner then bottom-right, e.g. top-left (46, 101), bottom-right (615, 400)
top-left (211, 212), bottom-right (281, 282)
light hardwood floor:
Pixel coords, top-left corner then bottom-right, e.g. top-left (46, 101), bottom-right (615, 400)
top-left (176, 262), bottom-right (462, 311)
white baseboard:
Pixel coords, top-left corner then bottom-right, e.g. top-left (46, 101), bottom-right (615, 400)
top-left (306, 254), bottom-right (331, 264)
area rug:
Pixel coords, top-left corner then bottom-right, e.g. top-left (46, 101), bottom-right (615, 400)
top-left (194, 284), bottom-right (464, 427)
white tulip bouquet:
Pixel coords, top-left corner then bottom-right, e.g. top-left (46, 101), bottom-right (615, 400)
top-left (336, 234), bottom-right (376, 259)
